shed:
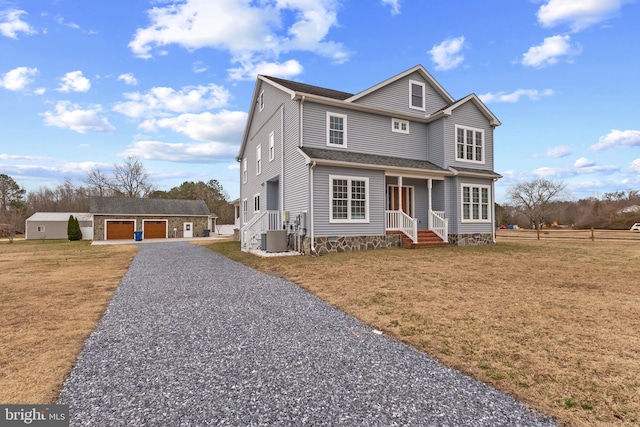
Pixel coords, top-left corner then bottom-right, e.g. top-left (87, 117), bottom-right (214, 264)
top-left (25, 212), bottom-right (93, 240)
top-left (90, 197), bottom-right (216, 241)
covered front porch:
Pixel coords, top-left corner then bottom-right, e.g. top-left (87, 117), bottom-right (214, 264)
top-left (384, 175), bottom-right (448, 245)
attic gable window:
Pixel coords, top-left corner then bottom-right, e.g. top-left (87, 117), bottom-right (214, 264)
top-left (455, 125), bottom-right (484, 163)
top-left (258, 90), bottom-right (264, 111)
top-left (327, 112), bottom-right (347, 147)
top-left (409, 80), bottom-right (425, 111)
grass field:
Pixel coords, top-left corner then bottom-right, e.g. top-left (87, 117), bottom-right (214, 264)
top-left (2, 236), bottom-right (638, 426)
top-left (0, 240), bottom-right (137, 404)
top-left (207, 238), bottom-right (640, 427)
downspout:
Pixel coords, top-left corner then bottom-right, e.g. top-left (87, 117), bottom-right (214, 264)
top-left (299, 96), bottom-right (305, 147)
top-left (309, 161), bottom-right (316, 254)
top-left (492, 178), bottom-right (497, 244)
top-left (280, 105), bottom-right (285, 229)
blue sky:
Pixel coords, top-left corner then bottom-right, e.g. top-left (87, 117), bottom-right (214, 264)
top-left (1, 0), bottom-right (639, 203)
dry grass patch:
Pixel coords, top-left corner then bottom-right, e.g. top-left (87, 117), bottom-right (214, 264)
top-left (0, 240), bottom-right (137, 403)
top-left (208, 239), bottom-right (640, 426)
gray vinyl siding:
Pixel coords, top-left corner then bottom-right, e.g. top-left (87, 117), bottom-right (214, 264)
top-left (445, 102), bottom-right (495, 171)
top-left (283, 100), bottom-right (308, 219)
top-left (303, 102), bottom-right (428, 161)
top-left (352, 72), bottom-right (450, 116)
top-left (446, 176), bottom-right (495, 235)
top-left (427, 119), bottom-right (445, 168)
top-left (312, 165), bottom-right (385, 237)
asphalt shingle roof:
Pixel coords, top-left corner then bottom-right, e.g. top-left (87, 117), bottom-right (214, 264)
top-left (90, 197), bottom-right (212, 216)
top-left (300, 147), bottom-right (448, 172)
top-left (264, 76), bottom-right (354, 100)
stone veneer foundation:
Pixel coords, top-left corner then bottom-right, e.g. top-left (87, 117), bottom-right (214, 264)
top-left (448, 233), bottom-right (495, 246)
top-left (303, 235), bottom-right (401, 255)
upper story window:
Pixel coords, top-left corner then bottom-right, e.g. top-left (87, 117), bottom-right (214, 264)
top-left (258, 90), bottom-right (264, 112)
top-left (456, 125), bottom-right (484, 163)
top-left (330, 175), bottom-right (369, 223)
top-left (242, 158), bottom-right (247, 183)
top-left (461, 184), bottom-right (490, 222)
top-left (409, 80), bottom-right (425, 111)
top-left (268, 131), bottom-right (275, 162)
top-left (392, 118), bottom-right (409, 134)
top-left (256, 144), bottom-right (262, 175)
top-left (327, 112), bottom-right (347, 147)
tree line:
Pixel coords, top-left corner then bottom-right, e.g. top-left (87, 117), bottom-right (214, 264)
top-left (1, 157), bottom-right (235, 241)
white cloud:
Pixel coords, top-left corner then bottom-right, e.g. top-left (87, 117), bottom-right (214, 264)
top-left (57, 71), bottom-right (91, 92)
top-left (192, 61), bottom-right (208, 73)
top-left (120, 140), bottom-right (238, 163)
top-left (139, 110), bottom-right (247, 142)
top-left (521, 35), bottom-right (581, 68)
top-left (0, 9), bottom-right (37, 39)
top-left (574, 157), bottom-right (595, 167)
top-left (0, 153), bottom-right (54, 162)
top-left (117, 73), bottom-right (138, 86)
top-left (537, 0), bottom-right (623, 32)
top-left (629, 159), bottom-right (640, 173)
top-left (591, 129), bottom-right (640, 151)
top-left (42, 101), bottom-right (116, 134)
top-left (533, 167), bottom-right (567, 178)
top-left (429, 36), bottom-right (465, 71)
top-left (113, 84), bottom-right (231, 118)
top-left (128, 0), bottom-right (349, 75)
top-left (0, 66), bottom-right (38, 91)
top-left (227, 58), bottom-right (303, 81)
top-left (55, 15), bottom-right (80, 30)
top-left (381, 0), bottom-right (401, 15)
top-left (545, 146), bottom-right (572, 158)
top-left (479, 88), bottom-right (554, 103)
top-left (228, 163), bottom-right (240, 171)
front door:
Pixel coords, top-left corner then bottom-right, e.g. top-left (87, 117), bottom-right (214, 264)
top-left (183, 222), bottom-right (193, 238)
top-left (388, 185), bottom-right (414, 217)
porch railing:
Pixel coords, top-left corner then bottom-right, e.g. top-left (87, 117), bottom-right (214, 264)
top-left (429, 210), bottom-right (448, 242)
top-left (241, 210), bottom-right (281, 252)
top-left (385, 210), bottom-right (418, 244)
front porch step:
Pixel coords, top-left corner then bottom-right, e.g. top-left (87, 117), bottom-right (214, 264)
top-left (387, 230), bottom-right (448, 248)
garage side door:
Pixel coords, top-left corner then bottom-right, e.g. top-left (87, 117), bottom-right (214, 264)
top-left (144, 221), bottom-right (167, 239)
top-left (106, 221), bottom-right (135, 240)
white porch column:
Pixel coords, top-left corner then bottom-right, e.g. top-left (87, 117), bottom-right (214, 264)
top-left (427, 179), bottom-right (433, 211)
top-left (398, 175), bottom-right (403, 213)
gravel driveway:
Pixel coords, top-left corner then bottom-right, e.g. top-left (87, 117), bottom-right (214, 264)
top-left (58, 242), bottom-right (556, 426)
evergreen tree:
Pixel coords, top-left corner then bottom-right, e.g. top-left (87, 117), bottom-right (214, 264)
top-left (67, 215), bottom-right (82, 241)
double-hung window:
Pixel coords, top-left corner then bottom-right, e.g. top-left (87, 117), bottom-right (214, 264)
top-left (409, 80), bottom-right (425, 110)
top-left (456, 125), bottom-right (484, 163)
top-left (242, 158), bottom-right (247, 183)
top-left (242, 199), bottom-right (248, 224)
top-left (330, 175), bottom-right (369, 223)
top-left (327, 112), bottom-right (347, 147)
top-left (268, 131), bottom-right (275, 162)
top-left (461, 184), bottom-right (490, 222)
top-left (256, 144), bottom-right (262, 175)
top-left (254, 194), bottom-right (260, 213)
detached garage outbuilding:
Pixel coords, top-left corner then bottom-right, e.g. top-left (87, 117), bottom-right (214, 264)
top-left (25, 212), bottom-right (93, 240)
top-left (91, 197), bottom-right (216, 241)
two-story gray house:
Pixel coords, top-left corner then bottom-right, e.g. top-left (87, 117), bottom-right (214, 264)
top-left (237, 65), bottom-right (501, 254)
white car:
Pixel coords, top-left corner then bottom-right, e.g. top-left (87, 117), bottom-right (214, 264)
top-left (631, 223), bottom-right (640, 231)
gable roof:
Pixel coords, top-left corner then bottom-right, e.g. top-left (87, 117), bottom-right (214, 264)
top-left (437, 94), bottom-right (501, 126)
top-left (299, 147), bottom-right (450, 175)
top-left (90, 197), bottom-right (211, 216)
top-left (346, 64), bottom-right (455, 105)
top-left (264, 76), bottom-right (353, 100)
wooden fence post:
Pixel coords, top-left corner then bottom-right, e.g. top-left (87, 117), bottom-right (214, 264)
top-left (537, 227), bottom-right (540, 240)
top-left (591, 227), bottom-right (595, 242)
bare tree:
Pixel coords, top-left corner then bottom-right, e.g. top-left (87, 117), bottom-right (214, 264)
top-left (507, 178), bottom-right (567, 229)
top-left (0, 174), bottom-right (26, 242)
top-left (85, 168), bottom-right (113, 197)
top-left (110, 157), bottom-right (156, 198)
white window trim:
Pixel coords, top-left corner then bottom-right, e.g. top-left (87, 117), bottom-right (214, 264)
top-left (455, 124), bottom-right (485, 164)
top-left (37, 225), bottom-right (45, 232)
top-left (409, 79), bottom-right (425, 111)
top-left (326, 112), bottom-right (347, 148)
top-left (268, 131), bottom-right (275, 162)
top-left (329, 175), bottom-right (369, 223)
top-left (256, 144), bottom-right (262, 175)
top-left (253, 193), bottom-right (261, 214)
top-left (242, 158), bottom-right (247, 184)
top-left (460, 184), bottom-right (491, 223)
top-left (258, 90), bottom-right (264, 112)
top-left (391, 118), bottom-right (409, 134)
top-left (242, 198), bottom-right (248, 225)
